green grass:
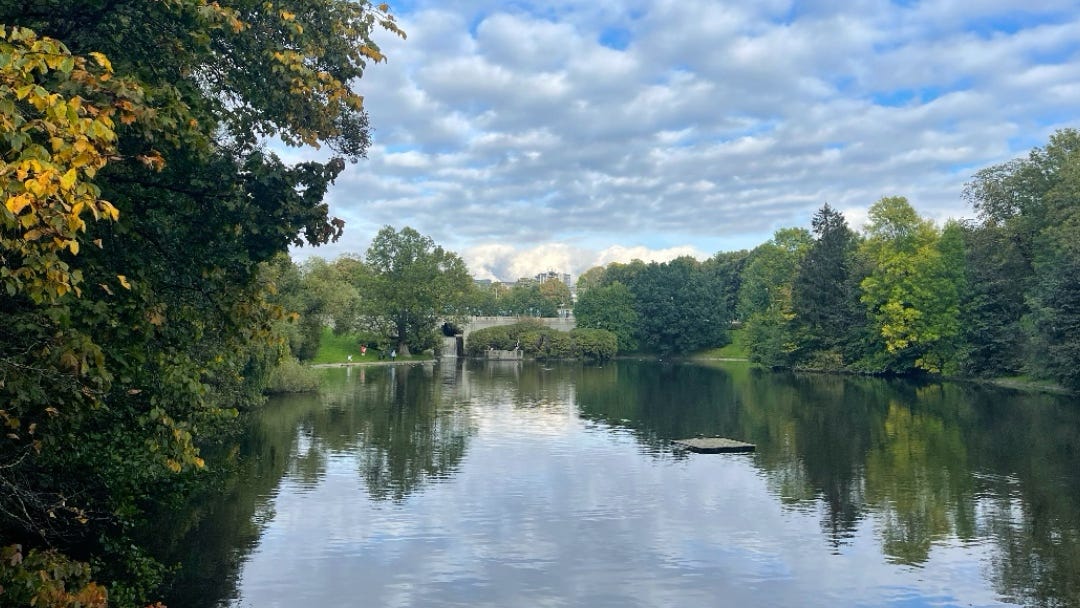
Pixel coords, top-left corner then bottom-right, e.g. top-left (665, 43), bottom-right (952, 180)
top-left (310, 328), bottom-right (361, 364)
top-left (310, 328), bottom-right (433, 364)
top-left (693, 328), bottom-right (748, 359)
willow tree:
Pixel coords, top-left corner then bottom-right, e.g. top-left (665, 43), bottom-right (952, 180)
top-left (1, 3), bottom-right (403, 603)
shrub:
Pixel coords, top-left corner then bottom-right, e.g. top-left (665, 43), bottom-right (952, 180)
top-left (264, 357), bottom-right (320, 393)
top-left (467, 322), bottom-right (618, 361)
top-left (571, 328), bottom-right (618, 361)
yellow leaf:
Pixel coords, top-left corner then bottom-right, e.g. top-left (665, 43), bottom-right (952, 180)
top-left (60, 168), bottom-right (78, 190)
top-left (100, 201), bottom-right (119, 220)
top-left (88, 51), bottom-right (112, 72)
top-left (5, 194), bottom-right (31, 215)
top-left (117, 275), bottom-right (130, 289)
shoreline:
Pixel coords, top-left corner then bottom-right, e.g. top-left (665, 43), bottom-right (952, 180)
top-left (310, 358), bottom-right (437, 368)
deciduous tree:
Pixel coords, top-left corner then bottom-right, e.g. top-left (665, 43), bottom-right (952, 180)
top-left (573, 281), bottom-right (639, 352)
top-left (363, 226), bottom-right (471, 356)
top-left (1, 2), bottom-right (403, 602)
top-left (858, 197), bottom-right (961, 373)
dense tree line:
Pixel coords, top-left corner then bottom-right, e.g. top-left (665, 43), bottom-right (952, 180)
top-left (1, 2), bottom-right (401, 605)
top-left (740, 128), bottom-right (1080, 389)
top-left (574, 129), bottom-right (1080, 391)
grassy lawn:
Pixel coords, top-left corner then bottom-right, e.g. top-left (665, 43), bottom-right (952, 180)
top-left (311, 328), bottom-right (361, 364)
top-left (311, 328), bottom-right (433, 364)
top-left (693, 328), bottom-right (748, 359)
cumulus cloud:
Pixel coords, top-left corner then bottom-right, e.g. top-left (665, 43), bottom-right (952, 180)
top-left (291, 0), bottom-right (1080, 274)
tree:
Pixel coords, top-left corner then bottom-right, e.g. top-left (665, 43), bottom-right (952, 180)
top-left (501, 283), bottom-right (557, 317)
top-left (630, 257), bottom-right (728, 356)
top-left (575, 265), bottom-right (607, 293)
top-left (964, 129), bottom-right (1080, 388)
top-left (738, 228), bottom-right (811, 367)
top-left (858, 197), bottom-right (961, 373)
top-left (574, 281), bottom-right (639, 352)
top-left (791, 204), bottom-right (864, 365)
top-left (363, 226), bottom-right (471, 356)
top-left (538, 278), bottom-right (572, 311)
top-left (2, 2), bottom-right (403, 602)
top-left (703, 250), bottom-right (750, 327)
top-left (954, 222), bottom-right (1028, 376)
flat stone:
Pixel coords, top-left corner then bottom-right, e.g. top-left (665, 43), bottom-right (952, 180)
top-left (672, 437), bottom-right (756, 453)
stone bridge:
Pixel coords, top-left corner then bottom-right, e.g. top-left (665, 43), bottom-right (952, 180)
top-left (461, 315), bottom-right (575, 337)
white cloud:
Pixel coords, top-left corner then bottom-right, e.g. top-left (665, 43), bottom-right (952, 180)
top-left (289, 0), bottom-right (1080, 274)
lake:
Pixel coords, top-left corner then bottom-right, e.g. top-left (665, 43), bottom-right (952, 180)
top-left (163, 360), bottom-right (1080, 607)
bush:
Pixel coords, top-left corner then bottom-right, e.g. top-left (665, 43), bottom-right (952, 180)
top-left (465, 320), bottom-right (544, 355)
top-left (264, 357), bottom-right (320, 393)
top-left (466, 322), bottom-right (618, 361)
top-left (570, 328), bottom-right (618, 361)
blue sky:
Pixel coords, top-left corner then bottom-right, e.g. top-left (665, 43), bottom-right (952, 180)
top-left (288, 0), bottom-right (1080, 282)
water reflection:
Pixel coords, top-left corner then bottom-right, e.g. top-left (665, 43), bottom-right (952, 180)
top-left (163, 360), bottom-right (1080, 608)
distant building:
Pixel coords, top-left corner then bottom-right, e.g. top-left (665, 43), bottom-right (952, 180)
top-left (534, 270), bottom-right (572, 286)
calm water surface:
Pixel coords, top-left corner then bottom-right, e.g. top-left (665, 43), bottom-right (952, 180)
top-left (164, 360), bottom-right (1080, 607)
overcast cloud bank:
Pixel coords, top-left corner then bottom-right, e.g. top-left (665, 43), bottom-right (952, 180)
top-left (289, 0), bottom-right (1080, 282)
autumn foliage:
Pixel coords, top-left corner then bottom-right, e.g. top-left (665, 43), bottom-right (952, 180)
top-left (1, 2), bottom-right (403, 606)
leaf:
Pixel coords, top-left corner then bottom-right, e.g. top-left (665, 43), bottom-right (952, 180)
top-left (5, 194), bottom-right (31, 215)
top-left (117, 275), bottom-right (130, 289)
top-left (88, 51), bottom-right (112, 72)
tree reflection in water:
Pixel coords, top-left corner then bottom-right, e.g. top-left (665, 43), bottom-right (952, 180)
top-left (161, 360), bottom-right (1080, 608)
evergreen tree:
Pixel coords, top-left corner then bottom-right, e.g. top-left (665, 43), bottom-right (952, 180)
top-left (791, 204), bottom-right (862, 365)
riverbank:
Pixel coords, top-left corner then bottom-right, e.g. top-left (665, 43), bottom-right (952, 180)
top-left (311, 357), bottom-right (436, 368)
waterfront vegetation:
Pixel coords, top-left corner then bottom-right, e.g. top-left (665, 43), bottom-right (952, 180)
top-left (3, 3), bottom-right (1080, 606)
top-left (465, 320), bottom-right (617, 361)
top-left (163, 363), bottom-right (1080, 608)
top-left (0, 3), bottom-right (405, 606)
top-left (572, 132), bottom-right (1080, 393)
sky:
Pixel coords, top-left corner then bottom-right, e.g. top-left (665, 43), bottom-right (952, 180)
top-left (286, 0), bottom-right (1080, 282)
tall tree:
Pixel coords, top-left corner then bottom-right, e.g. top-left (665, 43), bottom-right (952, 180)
top-left (573, 281), bottom-right (639, 352)
top-left (954, 222), bottom-right (1028, 376)
top-left (703, 249), bottom-right (750, 328)
top-left (538, 278), bottom-right (572, 311)
top-left (630, 257), bottom-right (728, 356)
top-left (364, 226), bottom-right (471, 356)
top-left (738, 228), bottom-right (811, 367)
top-left (575, 265), bottom-right (607, 293)
top-left (858, 197), bottom-right (961, 373)
top-left (963, 129), bottom-right (1080, 387)
top-left (791, 204), bottom-right (863, 363)
top-left (1, 2), bottom-right (403, 602)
